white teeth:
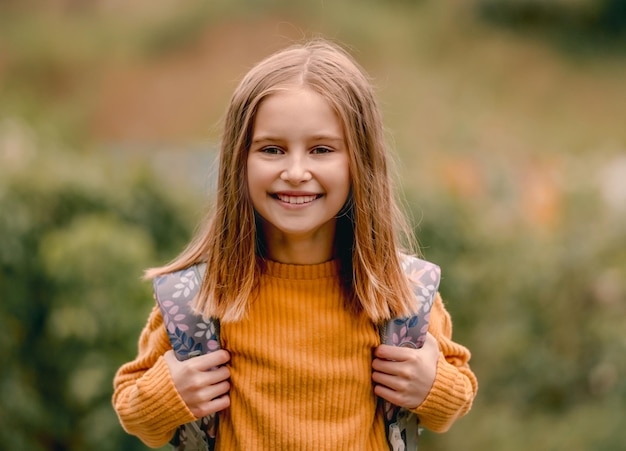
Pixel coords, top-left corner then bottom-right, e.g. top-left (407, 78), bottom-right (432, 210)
top-left (276, 194), bottom-right (318, 204)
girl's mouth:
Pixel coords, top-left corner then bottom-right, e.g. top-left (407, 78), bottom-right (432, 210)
top-left (272, 193), bottom-right (323, 205)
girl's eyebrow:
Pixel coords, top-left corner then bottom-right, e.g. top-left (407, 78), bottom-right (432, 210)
top-left (250, 135), bottom-right (280, 144)
top-left (311, 135), bottom-right (344, 143)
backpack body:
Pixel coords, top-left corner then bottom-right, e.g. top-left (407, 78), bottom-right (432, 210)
top-left (153, 256), bottom-right (441, 451)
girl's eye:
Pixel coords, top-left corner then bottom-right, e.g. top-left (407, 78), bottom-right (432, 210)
top-left (261, 146), bottom-right (283, 155)
top-left (311, 146), bottom-right (333, 154)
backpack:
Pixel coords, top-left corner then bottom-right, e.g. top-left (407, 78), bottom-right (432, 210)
top-left (153, 255), bottom-right (441, 451)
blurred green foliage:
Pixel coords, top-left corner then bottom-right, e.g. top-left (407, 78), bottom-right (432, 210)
top-left (412, 180), bottom-right (626, 450)
top-left (1, 0), bottom-right (625, 450)
top-left (479, 0), bottom-right (626, 53)
top-left (0, 123), bottom-right (193, 450)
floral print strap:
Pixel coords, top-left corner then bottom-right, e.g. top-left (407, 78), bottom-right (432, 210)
top-left (380, 255), bottom-right (441, 349)
top-left (153, 263), bottom-right (217, 451)
top-left (153, 263), bottom-right (220, 360)
top-left (380, 255), bottom-right (441, 451)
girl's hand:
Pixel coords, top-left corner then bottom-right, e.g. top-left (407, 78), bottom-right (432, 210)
top-left (164, 349), bottom-right (231, 418)
top-left (372, 332), bottom-right (439, 409)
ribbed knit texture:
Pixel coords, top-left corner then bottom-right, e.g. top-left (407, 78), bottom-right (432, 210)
top-left (217, 260), bottom-right (386, 450)
top-left (112, 306), bottom-right (197, 448)
top-left (112, 260), bottom-right (478, 449)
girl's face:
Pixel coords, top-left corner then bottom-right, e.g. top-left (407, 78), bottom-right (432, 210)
top-left (247, 86), bottom-right (351, 262)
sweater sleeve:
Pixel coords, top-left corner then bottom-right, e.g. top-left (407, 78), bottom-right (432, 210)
top-left (412, 293), bottom-right (478, 433)
top-left (112, 305), bottom-right (197, 448)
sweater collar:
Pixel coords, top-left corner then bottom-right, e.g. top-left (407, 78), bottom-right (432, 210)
top-left (263, 259), bottom-right (339, 280)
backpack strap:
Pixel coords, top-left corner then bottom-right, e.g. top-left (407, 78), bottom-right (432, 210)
top-left (153, 263), bottom-right (217, 451)
top-left (153, 263), bottom-right (219, 359)
top-left (380, 255), bottom-right (441, 451)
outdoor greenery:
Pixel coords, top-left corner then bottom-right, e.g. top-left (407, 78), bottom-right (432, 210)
top-left (1, 1), bottom-right (625, 449)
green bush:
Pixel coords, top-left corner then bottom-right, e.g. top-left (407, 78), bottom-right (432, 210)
top-left (410, 164), bottom-right (626, 450)
top-left (0, 128), bottom-right (193, 450)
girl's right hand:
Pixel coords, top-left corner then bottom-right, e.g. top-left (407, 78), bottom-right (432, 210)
top-left (164, 349), bottom-right (231, 418)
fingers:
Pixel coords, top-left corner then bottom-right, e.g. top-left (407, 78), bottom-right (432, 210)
top-left (372, 360), bottom-right (429, 409)
top-left (372, 354), bottom-right (414, 380)
top-left (373, 382), bottom-right (409, 407)
top-left (374, 344), bottom-right (405, 361)
top-left (191, 393), bottom-right (231, 418)
top-left (372, 333), bottom-right (440, 409)
top-left (188, 349), bottom-right (231, 370)
top-left (166, 352), bottom-right (231, 389)
top-left (374, 333), bottom-right (439, 361)
top-left (372, 345), bottom-right (421, 380)
top-left (164, 348), bottom-right (229, 364)
top-left (164, 349), bottom-right (232, 417)
top-left (372, 366), bottom-right (409, 392)
top-left (188, 379), bottom-right (232, 418)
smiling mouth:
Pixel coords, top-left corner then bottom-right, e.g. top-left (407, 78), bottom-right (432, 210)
top-left (272, 193), bottom-right (323, 205)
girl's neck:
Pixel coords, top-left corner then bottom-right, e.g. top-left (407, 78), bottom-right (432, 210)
top-left (258, 219), bottom-right (336, 264)
top-left (264, 236), bottom-right (334, 265)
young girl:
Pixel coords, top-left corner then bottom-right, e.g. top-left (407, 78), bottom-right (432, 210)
top-left (113, 39), bottom-right (477, 450)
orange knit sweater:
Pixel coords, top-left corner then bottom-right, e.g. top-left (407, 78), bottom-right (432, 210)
top-left (113, 260), bottom-right (477, 450)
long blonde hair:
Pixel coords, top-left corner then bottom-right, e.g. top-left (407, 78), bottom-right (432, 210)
top-left (146, 39), bottom-right (418, 323)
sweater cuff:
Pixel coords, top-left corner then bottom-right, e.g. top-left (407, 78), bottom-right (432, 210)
top-left (412, 354), bottom-right (470, 432)
top-left (124, 357), bottom-right (197, 446)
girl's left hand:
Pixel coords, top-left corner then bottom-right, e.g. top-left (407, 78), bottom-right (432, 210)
top-left (372, 332), bottom-right (440, 409)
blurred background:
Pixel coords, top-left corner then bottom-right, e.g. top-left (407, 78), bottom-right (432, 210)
top-left (1, 0), bottom-right (625, 449)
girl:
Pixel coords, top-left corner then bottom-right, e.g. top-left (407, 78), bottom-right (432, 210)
top-left (113, 39), bottom-right (477, 450)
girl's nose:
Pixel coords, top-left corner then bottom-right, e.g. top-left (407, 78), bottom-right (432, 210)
top-left (280, 154), bottom-right (312, 184)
